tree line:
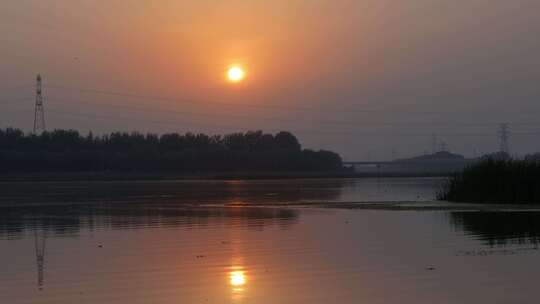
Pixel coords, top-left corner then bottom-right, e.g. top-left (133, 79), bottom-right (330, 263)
top-left (0, 128), bottom-right (343, 172)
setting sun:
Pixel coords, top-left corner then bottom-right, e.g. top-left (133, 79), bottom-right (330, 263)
top-left (227, 66), bottom-right (245, 83)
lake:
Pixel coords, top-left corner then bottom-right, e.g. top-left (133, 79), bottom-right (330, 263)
top-left (1, 178), bottom-right (539, 304)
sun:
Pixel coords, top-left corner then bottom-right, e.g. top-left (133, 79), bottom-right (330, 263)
top-left (227, 66), bottom-right (245, 83)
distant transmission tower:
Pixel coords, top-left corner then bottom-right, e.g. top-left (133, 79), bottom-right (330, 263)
top-left (33, 74), bottom-right (46, 134)
top-left (440, 140), bottom-right (448, 152)
top-left (431, 133), bottom-right (438, 153)
top-left (498, 123), bottom-right (510, 154)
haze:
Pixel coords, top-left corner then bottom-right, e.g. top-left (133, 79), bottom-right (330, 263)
top-left (1, 0), bottom-right (540, 160)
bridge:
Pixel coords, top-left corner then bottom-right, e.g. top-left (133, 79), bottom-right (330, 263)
top-left (343, 159), bottom-right (474, 176)
top-left (344, 161), bottom-right (396, 166)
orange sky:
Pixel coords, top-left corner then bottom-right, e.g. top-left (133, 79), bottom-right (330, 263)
top-left (1, 0), bottom-right (540, 159)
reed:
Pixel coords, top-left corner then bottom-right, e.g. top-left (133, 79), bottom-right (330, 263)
top-left (438, 159), bottom-right (540, 204)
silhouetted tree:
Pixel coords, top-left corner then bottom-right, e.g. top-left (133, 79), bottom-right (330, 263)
top-left (0, 128), bottom-right (343, 173)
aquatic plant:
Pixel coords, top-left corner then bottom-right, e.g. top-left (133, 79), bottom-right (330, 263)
top-left (438, 158), bottom-right (540, 204)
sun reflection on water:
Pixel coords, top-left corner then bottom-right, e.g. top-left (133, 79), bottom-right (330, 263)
top-left (229, 267), bottom-right (247, 301)
top-left (230, 270), bottom-right (246, 287)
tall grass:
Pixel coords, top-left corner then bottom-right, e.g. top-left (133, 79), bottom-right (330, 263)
top-left (438, 159), bottom-right (540, 204)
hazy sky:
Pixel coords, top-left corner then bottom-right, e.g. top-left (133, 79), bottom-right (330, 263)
top-left (1, 0), bottom-right (540, 159)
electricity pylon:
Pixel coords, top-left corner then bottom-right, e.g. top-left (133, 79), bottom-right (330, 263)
top-left (33, 74), bottom-right (46, 134)
top-left (499, 123), bottom-right (509, 154)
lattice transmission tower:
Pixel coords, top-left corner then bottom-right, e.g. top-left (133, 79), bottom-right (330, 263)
top-left (498, 123), bottom-right (510, 154)
top-left (33, 74), bottom-right (46, 134)
top-left (431, 133), bottom-right (438, 153)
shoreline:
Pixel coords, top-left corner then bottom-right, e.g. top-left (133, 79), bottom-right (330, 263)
top-left (0, 171), bottom-right (450, 182)
top-left (1, 199), bottom-right (539, 211)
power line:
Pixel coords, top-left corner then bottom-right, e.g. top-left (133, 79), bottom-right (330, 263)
top-left (0, 97), bottom-right (34, 104)
top-left (46, 108), bottom-right (358, 136)
top-left (3, 96), bottom-right (540, 137)
top-left (5, 82), bottom-right (540, 140)
top-left (44, 83), bottom-right (479, 115)
top-left (6, 82), bottom-right (540, 126)
top-left (5, 84), bottom-right (540, 120)
top-left (4, 94), bottom-right (540, 137)
top-left (45, 107), bottom-right (540, 137)
top-left (38, 96), bottom-right (540, 128)
top-left (0, 84), bottom-right (33, 91)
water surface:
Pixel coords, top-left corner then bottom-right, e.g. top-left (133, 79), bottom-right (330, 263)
top-left (1, 178), bottom-right (538, 304)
